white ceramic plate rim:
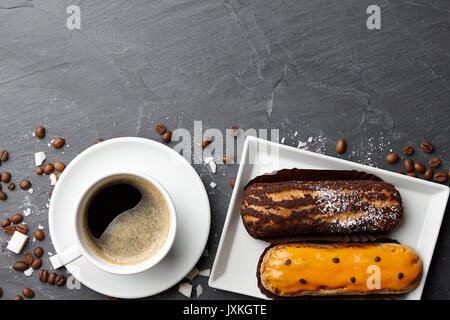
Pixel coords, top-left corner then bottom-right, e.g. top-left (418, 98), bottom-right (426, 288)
top-left (49, 137), bottom-right (210, 299)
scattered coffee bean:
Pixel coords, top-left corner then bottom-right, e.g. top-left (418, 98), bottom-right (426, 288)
top-left (421, 141), bottom-right (434, 153)
top-left (434, 172), bottom-right (447, 183)
top-left (49, 189), bottom-right (53, 197)
top-left (54, 161), bottom-right (66, 172)
top-left (201, 137), bottom-right (212, 148)
top-left (36, 168), bottom-right (43, 175)
top-left (16, 224), bottom-right (28, 234)
top-left (229, 126), bottom-right (239, 137)
top-left (336, 139), bottom-right (347, 154)
top-left (7, 183), bottom-right (15, 190)
top-left (55, 274), bottom-right (67, 286)
top-left (11, 213), bottom-right (23, 224)
top-left (230, 177), bottom-right (236, 189)
top-left (19, 180), bottom-right (31, 190)
top-left (13, 261), bottom-right (28, 271)
top-left (284, 259), bottom-right (291, 265)
top-left (375, 256), bottom-right (381, 262)
top-left (350, 277), bottom-right (356, 283)
top-left (4, 225), bottom-right (16, 235)
top-left (407, 172), bottom-right (417, 177)
top-left (53, 137), bottom-right (65, 149)
top-left (332, 258), bottom-right (339, 263)
top-left (23, 253), bottom-right (34, 265)
top-left (299, 278), bottom-right (306, 284)
top-left (429, 158), bottom-right (440, 168)
top-left (396, 171), bottom-right (405, 175)
top-left (95, 138), bottom-right (104, 144)
top-left (0, 150), bottom-right (8, 161)
top-left (13, 295), bottom-right (23, 300)
top-left (1, 172), bottom-right (11, 183)
top-left (34, 247), bottom-right (44, 258)
top-left (1, 218), bottom-right (11, 228)
top-left (155, 123), bottom-right (166, 135)
top-left (31, 258), bottom-right (42, 270)
top-left (414, 162), bottom-right (425, 173)
top-left (47, 272), bottom-right (57, 285)
top-left (35, 126), bottom-right (46, 139)
top-left (0, 191), bottom-right (6, 200)
top-left (424, 169), bottom-right (434, 180)
top-left (44, 163), bottom-right (54, 175)
top-left (402, 145), bottom-right (414, 156)
top-left (398, 273), bottom-right (404, 279)
top-left (56, 171), bottom-right (62, 180)
top-left (38, 269), bottom-right (49, 282)
top-left (35, 230), bottom-right (45, 241)
top-left (161, 131), bottom-right (172, 143)
top-left (404, 159), bottom-right (414, 172)
top-left (22, 288), bottom-right (34, 298)
top-left (386, 153), bottom-right (399, 164)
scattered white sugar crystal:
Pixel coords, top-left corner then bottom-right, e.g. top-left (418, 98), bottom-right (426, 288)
top-left (294, 131), bottom-right (298, 136)
top-left (48, 252), bottom-right (53, 256)
top-left (6, 231), bottom-right (28, 254)
top-left (297, 141), bottom-right (307, 149)
top-left (38, 224), bottom-right (44, 230)
top-left (199, 269), bottom-right (211, 277)
top-left (185, 268), bottom-right (199, 281)
top-left (24, 267), bottom-right (34, 277)
top-left (50, 255), bottom-right (63, 269)
top-left (209, 161), bottom-right (216, 173)
top-left (308, 136), bottom-right (313, 143)
top-left (204, 156), bottom-right (214, 164)
top-left (50, 173), bottom-right (57, 185)
top-left (178, 282), bottom-right (193, 298)
top-left (28, 188), bottom-right (34, 194)
top-left (210, 182), bottom-right (216, 188)
top-left (280, 137), bottom-right (286, 144)
top-left (34, 152), bottom-right (46, 166)
top-left (23, 208), bottom-right (32, 216)
top-left (196, 284), bottom-right (203, 297)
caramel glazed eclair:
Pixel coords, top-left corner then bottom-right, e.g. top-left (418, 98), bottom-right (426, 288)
top-left (258, 243), bottom-right (422, 297)
top-left (241, 180), bottom-right (403, 239)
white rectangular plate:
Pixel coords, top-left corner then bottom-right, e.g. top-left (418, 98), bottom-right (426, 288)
top-left (209, 136), bottom-right (449, 300)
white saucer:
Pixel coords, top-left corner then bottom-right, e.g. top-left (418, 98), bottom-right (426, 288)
top-left (49, 137), bottom-right (210, 298)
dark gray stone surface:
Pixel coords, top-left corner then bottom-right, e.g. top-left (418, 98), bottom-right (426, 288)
top-left (0, 0), bottom-right (449, 300)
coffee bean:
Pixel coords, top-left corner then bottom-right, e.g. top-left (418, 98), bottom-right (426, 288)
top-left (434, 172), bottom-right (447, 183)
top-left (49, 189), bottom-right (53, 197)
top-left (404, 159), bottom-right (414, 172)
top-left (11, 213), bottom-right (23, 224)
top-left (424, 169), bottom-right (434, 181)
top-left (201, 137), bottom-right (212, 148)
top-left (7, 183), bottom-right (15, 190)
top-left (54, 161), bottom-right (66, 172)
top-left (56, 171), bottom-right (62, 180)
top-left (53, 137), bottom-right (65, 149)
top-left (336, 139), bottom-right (347, 154)
top-left (35, 230), bottom-right (45, 241)
top-left (4, 225), bottom-right (15, 235)
top-left (429, 158), bottom-right (440, 168)
top-left (22, 288), bottom-right (34, 298)
top-left (13, 261), bottom-right (28, 271)
top-left (229, 126), bottom-right (239, 137)
top-left (55, 274), bottom-right (67, 287)
top-left (16, 224), bottom-right (28, 234)
top-left (36, 168), bottom-right (43, 175)
top-left (44, 163), bottom-right (54, 175)
top-left (421, 141), bottom-right (434, 153)
top-left (35, 126), bottom-right (46, 139)
top-left (31, 258), bottom-right (42, 270)
top-left (95, 138), bottom-right (104, 144)
top-left (230, 177), bottom-right (236, 189)
top-left (1, 172), bottom-right (11, 183)
top-left (23, 253), bottom-right (34, 265)
top-left (34, 247), bottom-right (44, 258)
top-left (19, 180), bottom-right (31, 190)
top-left (161, 131), bottom-right (172, 143)
top-left (386, 153), bottom-right (399, 164)
top-left (38, 269), bottom-right (49, 282)
top-left (407, 172), bottom-right (417, 177)
top-left (414, 162), bottom-right (425, 173)
top-left (48, 272), bottom-right (57, 285)
top-left (1, 218), bottom-right (11, 228)
top-left (155, 123), bottom-right (166, 135)
top-left (0, 150), bottom-right (8, 161)
top-left (0, 191), bottom-right (6, 200)
top-left (13, 295), bottom-right (23, 300)
top-left (402, 145), bottom-right (414, 156)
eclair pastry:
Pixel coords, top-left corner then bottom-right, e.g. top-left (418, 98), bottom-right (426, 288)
top-left (258, 243), bottom-right (422, 297)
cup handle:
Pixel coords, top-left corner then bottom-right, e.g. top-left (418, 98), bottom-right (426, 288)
top-left (57, 245), bottom-right (82, 266)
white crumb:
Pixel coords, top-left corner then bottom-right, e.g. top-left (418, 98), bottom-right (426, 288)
top-left (34, 152), bottom-right (46, 166)
top-left (178, 283), bottom-right (193, 298)
top-left (210, 182), bottom-right (216, 188)
top-left (50, 174), bottom-right (57, 185)
top-left (280, 137), bottom-right (286, 144)
top-left (24, 267), bottom-right (33, 277)
top-left (196, 284), bottom-right (203, 297)
top-left (199, 269), bottom-right (211, 277)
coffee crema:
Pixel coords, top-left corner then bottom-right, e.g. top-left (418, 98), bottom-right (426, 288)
top-left (82, 175), bottom-right (170, 266)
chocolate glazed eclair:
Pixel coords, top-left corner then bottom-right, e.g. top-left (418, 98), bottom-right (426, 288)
top-left (241, 169), bottom-right (403, 241)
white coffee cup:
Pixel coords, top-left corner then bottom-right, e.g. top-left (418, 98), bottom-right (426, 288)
top-left (56, 169), bottom-right (177, 275)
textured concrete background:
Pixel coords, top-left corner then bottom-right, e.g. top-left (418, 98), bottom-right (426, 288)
top-left (0, 0), bottom-right (449, 300)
